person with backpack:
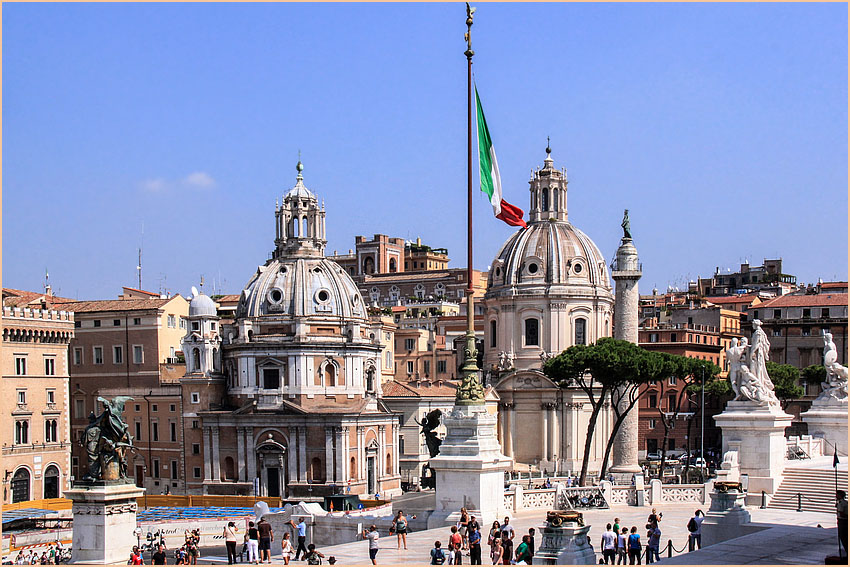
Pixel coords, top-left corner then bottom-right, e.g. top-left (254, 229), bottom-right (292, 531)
top-left (431, 541), bottom-right (446, 565)
top-left (627, 527), bottom-right (641, 565)
top-left (305, 544), bottom-right (324, 565)
top-left (646, 524), bottom-right (661, 564)
top-left (686, 510), bottom-right (703, 551)
top-left (616, 527), bottom-right (628, 565)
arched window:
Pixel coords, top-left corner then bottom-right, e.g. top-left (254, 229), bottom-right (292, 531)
top-left (542, 189), bottom-right (549, 211)
top-left (363, 256), bottom-right (375, 275)
top-left (366, 368), bottom-right (376, 394)
top-left (301, 217), bottom-right (308, 238)
top-left (489, 320), bottom-right (497, 348)
top-left (350, 457), bottom-right (357, 479)
top-left (11, 468), bottom-right (30, 503)
top-left (15, 421), bottom-right (29, 444)
top-left (43, 465), bottom-right (59, 499)
top-left (290, 217), bottom-right (298, 238)
top-left (310, 458), bottom-right (324, 483)
top-left (389, 258), bottom-right (397, 272)
top-left (553, 189), bottom-right (559, 210)
top-left (224, 457), bottom-right (236, 481)
top-left (325, 364), bottom-right (336, 387)
top-left (524, 318), bottom-right (539, 347)
top-left (386, 453), bottom-right (392, 475)
top-left (575, 318), bottom-right (587, 346)
top-left (193, 348), bottom-right (201, 372)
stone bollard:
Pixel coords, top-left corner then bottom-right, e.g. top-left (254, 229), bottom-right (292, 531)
top-left (700, 482), bottom-right (752, 547)
top-left (532, 510), bottom-right (595, 565)
top-left (513, 484), bottom-right (524, 513)
top-left (649, 479), bottom-right (662, 506)
top-left (599, 480), bottom-right (612, 507)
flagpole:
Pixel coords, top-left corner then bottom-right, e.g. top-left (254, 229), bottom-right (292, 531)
top-left (456, 2), bottom-right (485, 406)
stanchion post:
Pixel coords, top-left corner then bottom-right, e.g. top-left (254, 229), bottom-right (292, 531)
top-left (760, 490), bottom-right (766, 509)
top-left (667, 540), bottom-right (673, 558)
top-left (797, 493), bottom-right (802, 512)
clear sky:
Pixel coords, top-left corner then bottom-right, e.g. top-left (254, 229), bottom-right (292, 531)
top-left (3, 2), bottom-right (847, 300)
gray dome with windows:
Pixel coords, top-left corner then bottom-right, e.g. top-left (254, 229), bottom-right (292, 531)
top-left (189, 288), bottom-right (218, 317)
top-left (236, 257), bottom-right (367, 320)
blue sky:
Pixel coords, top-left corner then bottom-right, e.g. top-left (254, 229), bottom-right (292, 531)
top-left (3, 2), bottom-right (847, 300)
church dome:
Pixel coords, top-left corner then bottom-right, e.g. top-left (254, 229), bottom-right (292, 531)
top-left (236, 256), bottom-right (368, 321)
top-left (488, 221), bottom-right (611, 292)
top-left (189, 288), bottom-right (218, 317)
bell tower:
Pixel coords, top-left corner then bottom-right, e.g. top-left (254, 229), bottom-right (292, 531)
top-left (528, 140), bottom-right (568, 223)
top-left (273, 159), bottom-right (327, 259)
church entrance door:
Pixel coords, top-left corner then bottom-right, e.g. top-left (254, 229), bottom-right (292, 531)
top-left (267, 467), bottom-right (281, 497)
top-left (366, 456), bottom-right (376, 495)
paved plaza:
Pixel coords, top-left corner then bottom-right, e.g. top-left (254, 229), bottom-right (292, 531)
top-left (191, 502), bottom-right (838, 565)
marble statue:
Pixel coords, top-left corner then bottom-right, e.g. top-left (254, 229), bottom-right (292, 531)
top-left (818, 331), bottom-right (848, 401)
top-left (415, 409), bottom-right (443, 458)
top-left (621, 209), bottom-right (632, 240)
top-left (497, 350), bottom-right (516, 372)
top-left (728, 322), bottom-right (779, 407)
top-left (81, 396), bottom-right (135, 482)
top-left (539, 351), bottom-right (555, 364)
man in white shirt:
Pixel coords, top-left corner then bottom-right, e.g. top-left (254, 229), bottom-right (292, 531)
top-left (687, 510), bottom-right (704, 551)
top-left (363, 525), bottom-right (379, 565)
top-left (600, 523), bottom-right (617, 564)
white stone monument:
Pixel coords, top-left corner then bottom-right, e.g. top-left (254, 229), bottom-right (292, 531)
top-left (701, 483), bottom-right (753, 547)
top-left (532, 511), bottom-right (596, 565)
top-left (66, 482), bottom-right (146, 564)
top-left (801, 331), bottom-right (848, 455)
top-left (428, 403), bottom-right (512, 528)
top-left (714, 320), bottom-right (792, 504)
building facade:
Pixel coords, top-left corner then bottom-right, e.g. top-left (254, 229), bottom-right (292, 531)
top-left (484, 149), bottom-right (616, 473)
top-left (2, 289), bottom-right (75, 503)
top-left (198, 162), bottom-right (401, 499)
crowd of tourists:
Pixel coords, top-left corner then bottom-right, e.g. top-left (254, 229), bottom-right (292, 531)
top-left (595, 508), bottom-right (705, 565)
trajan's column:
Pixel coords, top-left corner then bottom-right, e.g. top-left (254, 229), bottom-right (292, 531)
top-left (609, 210), bottom-right (643, 478)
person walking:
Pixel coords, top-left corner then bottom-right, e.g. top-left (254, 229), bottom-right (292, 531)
top-left (430, 541), bottom-right (447, 565)
top-left (363, 525), bottom-right (379, 565)
top-left (393, 510), bottom-right (409, 550)
top-left (600, 524), bottom-right (617, 565)
top-left (467, 515), bottom-right (480, 555)
top-left (280, 533), bottom-right (294, 565)
top-left (837, 491), bottom-right (848, 556)
top-left (515, 536), bottom-right (532, 565)
top-left (499, 517), bottom-right (514, 566)
top-left (489, 537), bottom-right (502, 566)
top-left (646, 524), bottom-right (661, 564)
top-left (616, 527), bottom-right (628, 565)
top-left (627, 527), bottom-right (641, 565)
top-left (459, 508), bottom-right (470, 551)
top-left (152, 545), bottom-right (168, 565)
top-left (257, 517), bottom-right (274, 564)
top-left (487, 521), bottom-right (501, 561)
top-left (527, 528), bottom-right (535, 560)
top-left (469, 525), bottom-right (482, 565)
top-left (246, 521), bottom-right (260, 565)
top-left (686, 510), bottom-right (703, 552)
top-left (290, 517), bottom-right (308, 561)
top-left (223, 522), bottom-right (239, 565)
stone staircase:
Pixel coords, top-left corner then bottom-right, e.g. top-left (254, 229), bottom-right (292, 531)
top-left (768, 464), bottom-right (848, 514)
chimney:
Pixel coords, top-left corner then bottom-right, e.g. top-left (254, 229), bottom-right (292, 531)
top-left (416, 237), bottom-right (422, 246)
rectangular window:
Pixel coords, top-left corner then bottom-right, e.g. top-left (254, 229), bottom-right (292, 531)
top-left (668, 376), bottom-right (677, 386)
top-left (670, 333), bottom-right (677, 342)
top-left (773, 329), bottom-right (781, 337)
top-left (668, 395), bottom-right (676, 411)
top-left (649, 333), bottom-right (659, 343)
top-left (113, 346), bottom-right (123, 364)
top-left (191, 321), bottom-right (200, 331)
top-left (93, 347), bottom-right (104, 365)
top-left (406, 361), bottom-right (414, 374)
top-left (774, 309), bottom-right (781, 319)
top-left (135, 421), bottom-right (142, 441)
top-left (802, 327), bottom-right (811, 337)
top-left (648, 394), bottom-right (657, 408)
top-left (210, 322), bottom-right (216, 330)
top-left (170, 404), bottom-right (176, 412)
top-left (822, 308), bottom-right (830, 318)
top-left (385, 351), bottom-right (392, 369)
top-left (45, 419), bottom-right (57, 442)
top-left (75, 320), bottom-right (81, 328)
top-left (15, 356), bottom-right (27, 376)
top-left (405, 339), bottom-right (415, 351)
top-left (93, 320), bottom-right (101, 328)
top-left (152, 458), bottom-right (160, 478)
top-left (17, 390), bottom-right (27, 404)
top-left (574, 318), bottom-right (587, 346)
top-left (190, 392), bottom-right (200, 403)
top-left (133, 318), bottom-right (141, 325)
top-left (15, 420), bottom-right (29, 444)
top-left (437, 360), bottom-right (447, 374)
top-left (47, 390), bottom-right (55, 404)
top-left (170, 421), bottom-right (177, 442)
top-left (262, 368), bottom-right (280, 389)
top-left (43, 357), bottom-right (55, 376)
top-left (152, 422), bottom-right (159, 441)
top-left (192, 420), bottom-right (200, 429)
top-left (192, 443), bottom-right (201, 455)
top-left (113, 319), bottom-right (121, 326)
top-left (193, 467), bottom-right (202, 479)
top-left (133, 345), bottom-right (144, 364)
top-left (424, 360), bottom-right (431, 375)
top-left (648, 418), bottom-right (656, 430)
top-left (168, 315), bottom-right (176, 328)
top-left (74, 348), bottom-right (83, 365)
top-left (152, 404), bottom-right (158, 412)
top-left (75, 398), bottom-right (85, 418)
top-left (803, 308), bottom-right (811, 318)
top-left (171, 460), bottom-right (178, 480)
top-left (180, 318), bottom-right (187, 329)
top-left (490, 320), bottom-right (497, 348)
top-left (135, 404), bottom-right (141, 412)
top-left (525, 318), bottom-right (539, 346)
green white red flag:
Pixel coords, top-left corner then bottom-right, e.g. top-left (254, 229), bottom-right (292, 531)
top-left (475, 86), bottom-right (526, 228)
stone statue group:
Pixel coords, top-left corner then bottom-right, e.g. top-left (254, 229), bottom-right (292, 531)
top-left (726, 319), bottom-right (780, 407)
top-left (821, 331), bottom-right (848, 401)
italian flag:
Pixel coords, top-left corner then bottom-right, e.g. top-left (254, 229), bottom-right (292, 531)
top-left (475, 86), bottom-right (527, 229)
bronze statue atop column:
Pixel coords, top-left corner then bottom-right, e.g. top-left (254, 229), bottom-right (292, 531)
top-left (80, 396), bottom-right (135, 482)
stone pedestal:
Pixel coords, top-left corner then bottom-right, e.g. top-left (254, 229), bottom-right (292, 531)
top-left (65, 482), bottom-right (145, 564)
top-left (533, 515), bottom-right (595, 565)
top-left (701, 488), bottom-right (752, 547)
top-left (713, 401), bottom-right (792, 503)
top-left (428, 404), bottom-right (512, 528)
top-left (801, 397), bottom-right (848, 456)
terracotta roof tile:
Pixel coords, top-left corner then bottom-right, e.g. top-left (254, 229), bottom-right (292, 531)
top-left (821, 282), bottom-right (848, 289)
top-left (705, 294), bottom-right (760, 304)
top-left (753, 293), bottom-right (848, 309)
top-left (50, 298), bottom-right (174, 313)
top-left (3, 288), bottom-right (76, 308)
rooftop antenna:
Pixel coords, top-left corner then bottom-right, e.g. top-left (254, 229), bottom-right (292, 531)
top-left (44, 268), bottom-right (52, 296)
top-left (137, 222), bottom-right (144, 289)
